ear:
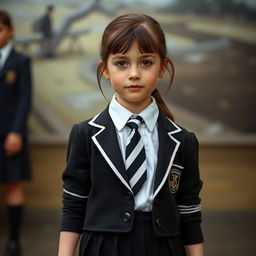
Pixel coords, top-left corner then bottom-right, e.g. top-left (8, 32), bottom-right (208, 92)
top-left (98, 60), bottom-right (110, 80)
top-left (159, 58), bottom-right (169, 78)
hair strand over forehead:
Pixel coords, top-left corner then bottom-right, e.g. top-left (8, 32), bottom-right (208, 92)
top-left (100, 13), bottom-right (167, 61)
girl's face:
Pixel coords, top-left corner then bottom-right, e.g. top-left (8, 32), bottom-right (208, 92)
top-left (0, 22), bottom-right (13, 49)
top-left (103, 41), bottom-right (167, 113)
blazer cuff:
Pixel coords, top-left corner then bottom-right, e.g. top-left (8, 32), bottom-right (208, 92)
top-left (60, 192), bottom-right (87, 234)
top-left (60, 218), bottom-right (84, 234)
top-left (9, 128), bottom-right (25, 136)
top-left (180, 222), bottom-right (204, 245)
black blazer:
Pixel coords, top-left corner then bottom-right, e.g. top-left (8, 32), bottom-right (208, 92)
top-left (41, 14), bottom-right (52, 38)
top-left (61, 107), bottom-right (203, 245)
top-left (0, 48), bottom-right (32, 137)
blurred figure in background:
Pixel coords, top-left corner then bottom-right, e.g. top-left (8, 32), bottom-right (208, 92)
top-left (41, 5), bottom-right (55, 58)
top-left (37, 5), bottom-right (55, 58)
top-left (0, 10), bottom-right (32, 256)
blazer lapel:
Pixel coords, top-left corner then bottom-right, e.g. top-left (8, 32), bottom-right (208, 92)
top-left (153, 113), bottom-right (182, 199)
top-left (89, 108), bottom-right (132, 193)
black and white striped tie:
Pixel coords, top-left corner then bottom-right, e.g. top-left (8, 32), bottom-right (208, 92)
top-left (125, 116), bottom-right (147, 195)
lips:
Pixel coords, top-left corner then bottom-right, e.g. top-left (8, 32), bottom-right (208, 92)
top-left (126, 85), bottom-right (143, 88)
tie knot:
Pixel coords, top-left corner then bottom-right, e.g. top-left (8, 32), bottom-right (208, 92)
top-left (126, 116), bottom-right (143, 130)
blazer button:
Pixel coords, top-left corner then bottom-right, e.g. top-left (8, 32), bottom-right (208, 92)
top-left (156, 217), bottom-right (162, 228)
top-left (123, 212), bottom-right (131, 223)
top-left (126, 192), bottom-right (133, 200)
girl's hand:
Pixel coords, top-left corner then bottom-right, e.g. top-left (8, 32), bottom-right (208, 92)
top-left (185, 243), bottom-right (204, 256)
top-left (4, 133), bottom-right (23, 156)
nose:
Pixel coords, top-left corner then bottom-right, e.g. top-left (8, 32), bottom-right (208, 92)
top-left (129, 65), bottom-right (140, 80)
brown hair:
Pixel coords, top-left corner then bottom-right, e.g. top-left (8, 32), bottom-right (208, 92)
top-left (97, 13), bottom-right (175, 120)
top-left (0, 10), bottom-right (12, 28)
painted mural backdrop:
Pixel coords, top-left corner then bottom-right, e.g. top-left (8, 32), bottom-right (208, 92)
top-left (2, 0), bottom-right (256, 144)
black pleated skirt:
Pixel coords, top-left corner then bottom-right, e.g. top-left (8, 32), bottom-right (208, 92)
top-left (0, 136), bottom-right (31, 183)
top-left (79, 211), bottom-right (186, 256)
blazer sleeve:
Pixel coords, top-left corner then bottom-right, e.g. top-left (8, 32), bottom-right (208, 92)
top-left (60, 124), bottom-right (92, 233)
top-left (176, 132), bottom-right (203, 245)
top-left (10, 56), bottom-right (32, 135)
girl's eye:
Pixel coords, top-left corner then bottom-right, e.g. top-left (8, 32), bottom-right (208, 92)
top-left (115, 61), bottom-right (128, 68)
top-left (141, 60), bottom-right (153, 67)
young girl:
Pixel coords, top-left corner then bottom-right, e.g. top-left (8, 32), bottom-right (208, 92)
top-left (0, 10), bottom-right (32, 256)
top-left (59, 13), bottom-right (204, 256)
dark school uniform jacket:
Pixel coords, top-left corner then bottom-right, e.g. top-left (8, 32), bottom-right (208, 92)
top-left (41, 14), bottom-right (53, 39)
top-left (0, 48), bottom-right (32, 137)
top-left (61, 107), bottom-right (203, 245)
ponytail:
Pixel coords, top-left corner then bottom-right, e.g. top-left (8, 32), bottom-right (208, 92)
top-left (152, 56), bottom-right (175, 121)
top-left (152, 89), bottom-right (174, 121)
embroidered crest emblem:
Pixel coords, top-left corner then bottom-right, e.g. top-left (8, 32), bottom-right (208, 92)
top-left (169, 169), bottom-right (181, 194)
top-left (6, 71), bottom-right (16, 84)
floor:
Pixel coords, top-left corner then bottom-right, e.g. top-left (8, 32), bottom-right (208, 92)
top-left (0, 145), bottom-right (255, 255)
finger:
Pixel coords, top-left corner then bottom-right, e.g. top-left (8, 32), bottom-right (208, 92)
top-left (5, 144), bottom-right (20, 156)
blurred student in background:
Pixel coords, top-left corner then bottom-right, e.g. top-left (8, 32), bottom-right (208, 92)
top-left (41, 5), bottom-right (55, 58)
top-left (0, 10), bottom-right (32, 256)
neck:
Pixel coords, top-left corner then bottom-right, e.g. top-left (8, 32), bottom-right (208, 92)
top-left (115, 95), bottom-right (151, 114)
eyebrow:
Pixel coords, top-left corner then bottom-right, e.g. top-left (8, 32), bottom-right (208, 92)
top-left (112, 54), bottom-right (156, 60)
